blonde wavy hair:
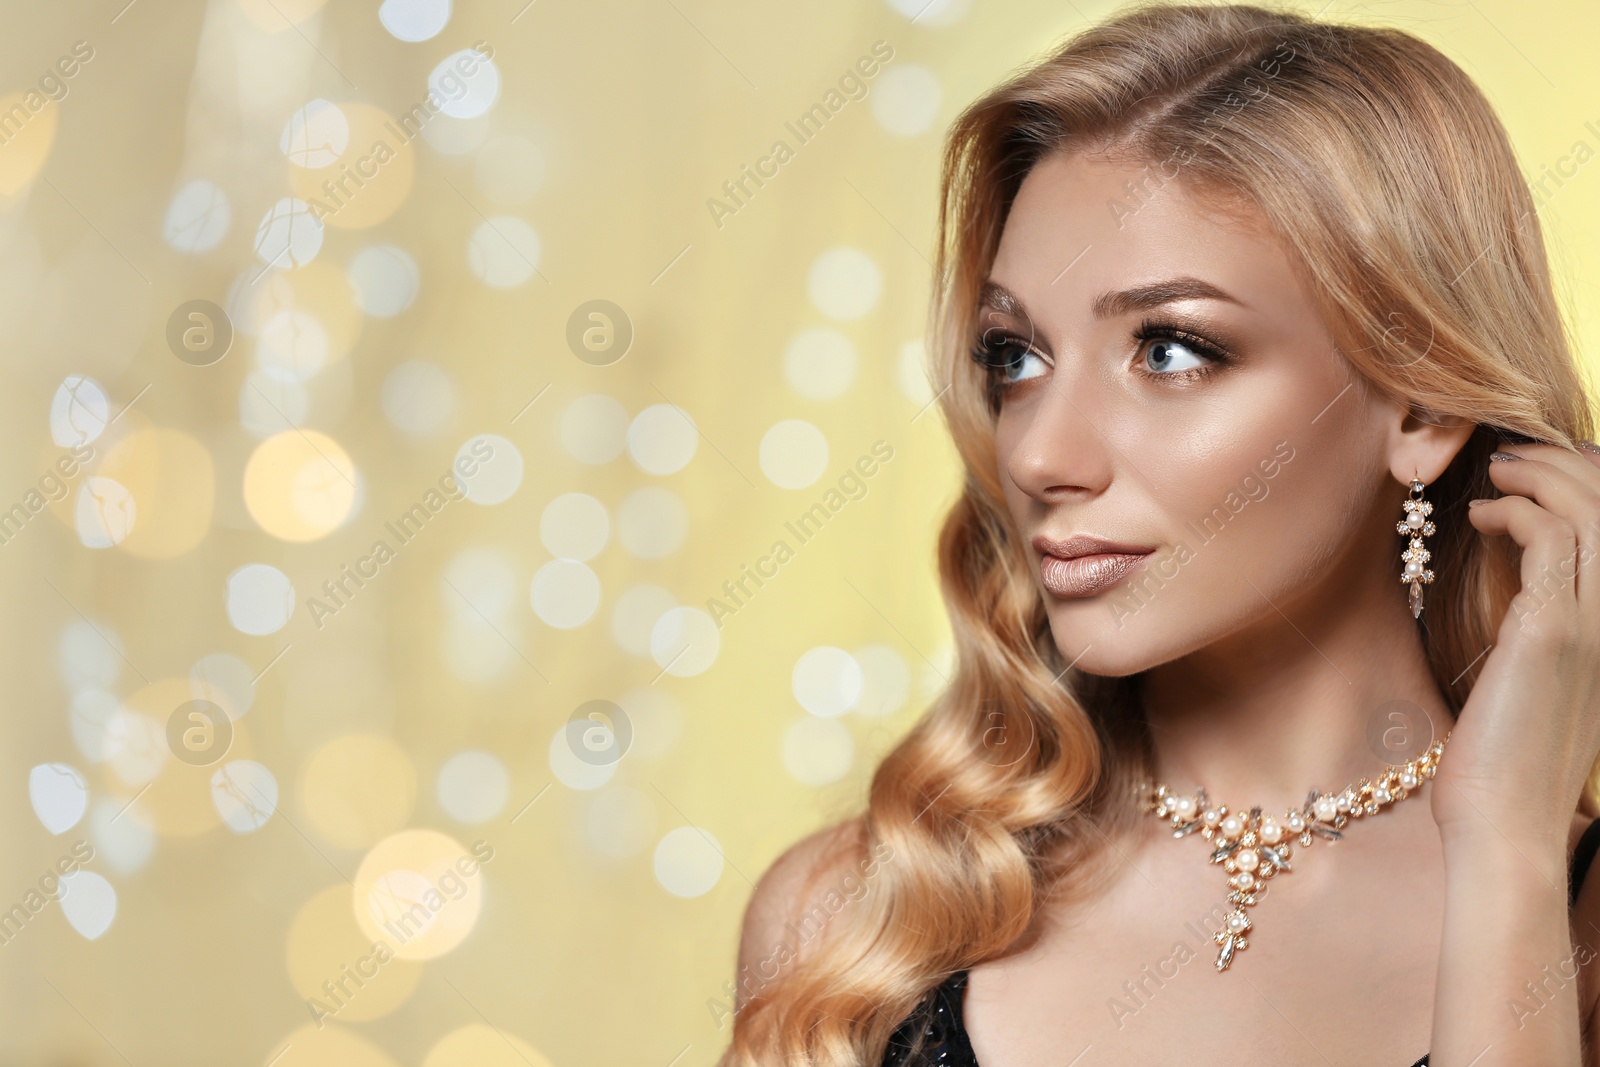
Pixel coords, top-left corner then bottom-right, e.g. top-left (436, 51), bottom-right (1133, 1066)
top-left (721, 2), bottom-right (1596, 1064)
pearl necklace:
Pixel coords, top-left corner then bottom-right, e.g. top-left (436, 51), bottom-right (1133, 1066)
top-left (1138, 733), bottom-right (1449, 972)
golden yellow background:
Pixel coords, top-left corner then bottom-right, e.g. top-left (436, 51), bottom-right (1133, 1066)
top-left (0, 0), bottom-right (1595, 1064)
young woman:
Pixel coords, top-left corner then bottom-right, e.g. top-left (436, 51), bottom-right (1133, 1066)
top-left (720, 3), bottom-right (1600, 1065)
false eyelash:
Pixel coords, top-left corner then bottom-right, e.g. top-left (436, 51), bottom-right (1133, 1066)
top-left (1132, 316), bottom-right (1231, 363)
top-left (968, 331), bottom-right (1037, 371)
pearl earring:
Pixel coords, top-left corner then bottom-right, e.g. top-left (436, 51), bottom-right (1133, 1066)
top-left (1397, 476), bottom-right (1436, 619)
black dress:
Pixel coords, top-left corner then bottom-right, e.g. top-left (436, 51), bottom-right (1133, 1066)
top-left (882, 817), bottom-right (1600, 1067)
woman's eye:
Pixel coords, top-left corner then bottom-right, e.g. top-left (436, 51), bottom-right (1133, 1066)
top-left (1141, 337), bottom-right (1211, 375)
top-left (973, 336), bottom-right (1048, 385)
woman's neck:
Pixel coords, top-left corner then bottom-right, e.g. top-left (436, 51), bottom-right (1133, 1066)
top-left (1138, 566), bottom-right (1455, 814)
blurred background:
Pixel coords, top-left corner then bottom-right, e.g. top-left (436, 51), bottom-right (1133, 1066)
top-left (0, 0), bottom-right (1595, 1064)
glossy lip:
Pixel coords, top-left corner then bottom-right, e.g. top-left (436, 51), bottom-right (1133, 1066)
top-left (1032, 533), bottom-right (1156, 599)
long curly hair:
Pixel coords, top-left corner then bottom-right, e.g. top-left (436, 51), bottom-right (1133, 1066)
top-left (720, 3), bottom-right (1596, 1064)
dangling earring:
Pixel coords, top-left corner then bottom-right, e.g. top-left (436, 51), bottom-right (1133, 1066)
top-left (1397, 474), bottom-right (1436, 619)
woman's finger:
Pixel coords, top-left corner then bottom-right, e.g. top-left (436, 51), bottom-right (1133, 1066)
top-left (1485, 446), bottom-right (1600, 623)
top-left (1467, 492), bottom-right (1582, 643)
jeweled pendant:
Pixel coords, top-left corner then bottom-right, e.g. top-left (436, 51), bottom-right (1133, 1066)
top-left (1139, 733), bottom-right (1451, 973)
top-left (1409, 580), bottom-right (1424, 619)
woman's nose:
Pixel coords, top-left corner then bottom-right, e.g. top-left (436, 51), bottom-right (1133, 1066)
top-left (1003, 375), bottom-right (1114, 503)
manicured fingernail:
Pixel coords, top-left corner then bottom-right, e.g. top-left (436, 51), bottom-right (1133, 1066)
top-left (1577, 440), bottom-right (1600, 456)
top-left (1468, 498), bottom-right (1490, 507)
top-left (1489, 451), bottom-right (1523, 462)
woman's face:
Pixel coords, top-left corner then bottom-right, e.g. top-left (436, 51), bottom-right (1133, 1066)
top-left (985, 149), bottom-right (1401, 675)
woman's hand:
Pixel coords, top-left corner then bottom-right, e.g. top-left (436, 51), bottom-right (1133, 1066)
top-left (1430, 440), bottom-right (1600, 865)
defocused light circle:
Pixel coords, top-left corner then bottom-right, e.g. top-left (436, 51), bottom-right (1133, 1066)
top-left (782, 716), bottom-right (855, 786)
top-left (548, 723), bottom-right (616, 790)
top-left (792, 646), bottom-right (864, 717)
top-left (211, 760), bottom-right (279, 833)
top-left (654, 827), bottom-right (724, 897)
top-left (348, 245), bottom-right (419, 317)
top-left (467, 217), bottom-right (540, 288)
top-left (610, 583), bottom-right (676, 658)
top-left (105, 708), bottom-right (167, 786)
top-left (379, 0), bottom-right (450, 41)
top-left (759, 419), bottom-right (829, 489)
top-left (899, 338), bottom-right (934, 404)
top-left (281, 99), bottom-right (349, 168)
top-left (617, 487), bottom-right (687, 559)
top-left (871, 65), bottom-right (943, 136)
top-left (254, 197), bottom-right (325, 269)
top-left (649, 606), bottom-right (719, 676)
top-left (286, 885), bottom-right (423, 1023)
top-left (50, 375), bottom-right (108, 447)
top-left (561, 394), bottom-right (628, 464)
top-left (885, 0), bottom-right (969, 24)
top-left (190, 652), bottom-right (256, 719)
top-left (353, 829), bottom-right (486, 960)
top-left (70, 690), bottom-right (119, 762)
top-left (428, 48), bottom-right (500, 119)
top-left (58, 870), bottom-right (117, 940)
top-left (540, 493), bottom-right (609, 561)
top-left (422, 1024), bottom-right (553, 1067)
top-left (455, 434), bottom-right (521, 504)
top-left (530, 559), bottom-right (600, 629)
top-left (162, 179), bottom-right (232, 253)
top-left (29, 762), bottom-right (89, 834)
top-left (853, 644), bottom-right (911, 717)
top-left (807, 247), bottom-right (881, 320)
top-left (89, 796), bottom-right (156, 875)
top-left (244, 429), bottom-right (359, 540)
top-left (59, 619), bottom-right (122, 692)
top-left (256, 309), bottom-right (329, 383)
top-left (627, 404), bottom-right (697, 475)
top-left (381, 360), bottom-right (454, 436)
top-left (784, 327), bottom-right (857, 400)
top-left (261, 1023), bottom-right (401, 1067)
top-left (302, 735), bottom-right (417, 849)
top-left (226, 563), bottom-right (295, 635)
top-left (436, 750), bottom-right (509, 823)
top-left (75, 477), bottom-right (136, 549)
top-left (441, 547), bottom-right (517, 620)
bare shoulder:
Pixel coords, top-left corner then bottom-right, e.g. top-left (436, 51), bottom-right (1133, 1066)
top-left (734, 815), bottom-right (875, 1010)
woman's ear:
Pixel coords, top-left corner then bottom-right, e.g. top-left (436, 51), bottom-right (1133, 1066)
top-left (1388, 403), bottom-right (1477, 485)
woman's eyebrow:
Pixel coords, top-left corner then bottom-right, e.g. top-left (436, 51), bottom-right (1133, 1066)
top-left (978, 277), bottom-right (1244, 320)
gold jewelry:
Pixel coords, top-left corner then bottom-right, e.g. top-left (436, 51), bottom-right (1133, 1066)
top-left (1137, 733), bottom-right (1449, 972)
top-left (1398, 476), bottom-right (1437, 619)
